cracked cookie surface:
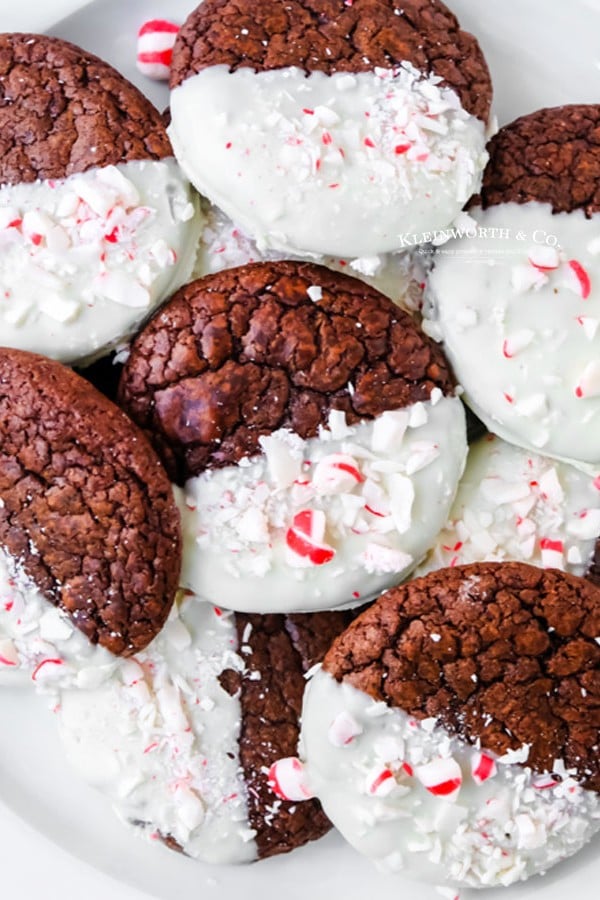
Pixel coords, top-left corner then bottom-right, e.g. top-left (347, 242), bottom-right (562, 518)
top-left (118, 261), bottom-right (455, 484)
top-left (477, 105), bottom-right (600, 215)
top-left (323, 561), bottom-right (600, 790)
top-left (170, 0), bottom-right (492, 121)
top-left (0, 32), bottom-right (171, 186)
top-left (0, 349), bottom-right (181, 655)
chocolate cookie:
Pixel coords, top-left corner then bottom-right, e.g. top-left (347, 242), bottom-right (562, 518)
top-left (416, 433), bottom-right (600, 584)
top-left (301, 562), bottom-right (600, 887)
top-left (118, 261), bottom-right (467, 614)
top-left (168, 1), bottom-right (491, 257)
top-left (57, 597), bottom-right (356, 863)
top-left (0, 33), bottom-right (200, 365)
top-left (425, 106), bottom-right (600, 467)
top-left (171, 0), bottom-right (491, 121)
top-left (478, 105), bottom-right (600, 216)
top-left (0, 349), bottom-right (180, 661)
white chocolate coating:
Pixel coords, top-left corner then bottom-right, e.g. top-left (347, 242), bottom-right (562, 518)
top-left (169, 64), bottom-right (488, 258)
top-left (417, 435), bottom-right (600, 577)
top-left (301, 669), bottom-right (600, 888)
top-left (177, 397), bottom-right (467, 613)
top-left (0, 158), bottom-right (202, 364)
top-left (194, 202), bottom-right (425, 313)
top-left (0, 547), bottom-right (117, 691)
top-left (57, 598), bottom-right (257, 864)
top-left (424, 202), bottom-right (600, 467)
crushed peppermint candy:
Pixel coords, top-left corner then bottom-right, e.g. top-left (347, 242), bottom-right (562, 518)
top-left (178, 396), bottom-right (466, 612)
top-left (0, 159), bottom-right (197, 361)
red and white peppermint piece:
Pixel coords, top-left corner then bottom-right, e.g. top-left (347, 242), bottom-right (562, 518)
top-left (501, 329), bottom-right (534, 359)
top-left (563, 259), bottom-right (592, 299)
top-left (365, 766), bottom-right (397, 797)
top-left (312, 453), bottom-right (364, 494)
top-left (285, 509), bottom-right (335, 566)
top-left (528, 245), bottom-right (559, 271)
top-left (268, 757), bottom-right (314, 802)
top-left (539, 537), bottom-right (564, 569)
top-left (574, 361), bottom-right (600, 399)
top-left (327, 710), bottom-right (363, 747)
top-left (532, 773), bottom-right (561, 790)
top-left (471, 751), bottom-right (497, 785)
top-left (31, 657), bottom-right (64, 682)
top-left (136, 19), bottom-right (180, 81)
top-left (415, 757), bottom-right (462, 800)
top-left (0, 638), bottom-right (19, 667)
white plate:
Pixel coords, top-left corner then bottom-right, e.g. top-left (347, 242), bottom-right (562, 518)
top-left (1, 1), bottom-right (600, 899)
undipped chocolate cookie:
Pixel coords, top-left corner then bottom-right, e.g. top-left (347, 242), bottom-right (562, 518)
top-left (117, 261), bottom-right (467, 613)
top-left (425, 105), bottom-right (600, 468)
top-left (168, 0), bottom-right (492, 258)
top-left (301, 561), bottom-right (600, 887)
top-left (0, 348), bottom-right (181, 687)
top-left (0, 33), bottom-right (201, 364)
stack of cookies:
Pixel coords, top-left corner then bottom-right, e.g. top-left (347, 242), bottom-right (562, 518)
top-left (0, 0), bottom-right (598, 891)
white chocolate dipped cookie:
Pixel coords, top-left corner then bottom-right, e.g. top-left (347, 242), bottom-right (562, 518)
top-left (57, 596), bottom-right (357, 863)
top-left (300, 563), bottom-right (600, 888)
top-left (168, 0), bottom-right (492, 259)
top-left (117, 261), bottom-right (467, 614)
top-left (424, 105), bottom-right (600, 468)
top-left (0, 33), bottom-right (201, 364)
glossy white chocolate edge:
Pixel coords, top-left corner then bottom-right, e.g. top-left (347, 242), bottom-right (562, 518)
top-left (416, 434), bottom-right (600, 578)
top-left (0, 546), bottom-right (118, 690)
top-left (57, 598), bottom-right (257, 864)
top-left (168, 64), bottom-right (488, 258)
top-left (0, 158), bottom-right (203, 364)
top-left (194, 202), bottom-right (426, 313)
top-left (424, 202), bottom-right (600, 467)
top-left (176, 396), bottom-right (467, 614)
top-left (301, 668), bottom-right (600, 888)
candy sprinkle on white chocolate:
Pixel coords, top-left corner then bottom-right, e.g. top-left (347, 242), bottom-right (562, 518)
top-left (57, 598), bottom-right (258, 864)
top-left (301, 668), bottom-right (600, 887)
top-left (425, 202), bottom-right (600, 467)
top-left (169, 63), bottom-right (488, 258)
top-left (177, 397), bottom-right (467, 614)
top-left (0, 158), bottom-right (201, 364)
top-left (417, 434), bottom-right (600, 578)
top-left (0, 546), bottom-right (118, 692)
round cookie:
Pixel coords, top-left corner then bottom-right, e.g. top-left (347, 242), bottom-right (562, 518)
top-left (301, 562), bottom-right (600, 887)
top-left (424, 105), bottom-right (600, 468)
top-left (168, 0), bottom-right (492, 258)
top-left (0, 33), bottom-right (201, 364)
top-left (417, 433), bottom-right (600, 580)
top-left (57, 595), bottom-right (356, 863)
top-left (0, 349), bottom-right (181, 680)
top-left (117, 260), bottom-right (467, 613)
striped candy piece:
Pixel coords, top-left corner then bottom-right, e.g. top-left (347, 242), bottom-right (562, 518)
top-left (136, 19), bottom-right (180, 81)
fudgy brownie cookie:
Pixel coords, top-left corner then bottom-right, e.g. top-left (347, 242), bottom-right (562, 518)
top-left (0, 33), bottom-right (200, 365)
top-left (57, 597), bottom-right (356, 863)
top-left (417, 433), bottom-right (600, 581)
top-left (0, 349), bottom-right (181, 681)
top-left (425, 105), bottom-right (600, 467)
top-left (118, 261), bottom-right (467, 613)
top-left (301, 561), bottom-right (600, 887)
top-left (478, 105), bottom-right (600, 216)
top-left (168, 0), bottom-right (491, 258)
